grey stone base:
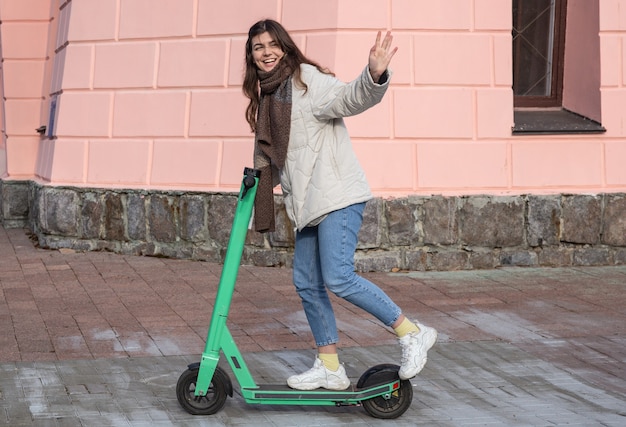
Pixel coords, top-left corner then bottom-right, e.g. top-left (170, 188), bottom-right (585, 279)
top-left (1, 179), bottom-right (625, 272)
top-left (0, 179), bottom-right (30, 229)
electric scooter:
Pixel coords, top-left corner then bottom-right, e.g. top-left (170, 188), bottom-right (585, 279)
top-left (176, 168), bottom-right (413, 419)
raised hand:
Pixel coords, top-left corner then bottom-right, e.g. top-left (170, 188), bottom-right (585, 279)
top-left (368, 31), bottom-right (398, 82)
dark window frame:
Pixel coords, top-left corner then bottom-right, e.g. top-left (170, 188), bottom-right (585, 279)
top-left (513, 0), bottom-right (568, 108)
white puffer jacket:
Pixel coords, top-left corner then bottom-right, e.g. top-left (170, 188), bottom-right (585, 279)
top-left (280, 64), bottom-right (390, 231)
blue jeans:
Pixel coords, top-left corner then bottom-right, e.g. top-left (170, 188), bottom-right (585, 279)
top-left (293, 202), bottom-right (402, 347)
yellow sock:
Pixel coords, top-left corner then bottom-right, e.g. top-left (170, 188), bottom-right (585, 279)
top-left (318, 353), bottom-right (340, 371)
top-left (394, 318), bottom-right (420, 338)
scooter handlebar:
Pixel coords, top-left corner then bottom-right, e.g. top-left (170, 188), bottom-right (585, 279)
top-left (241, 168), bottom-right (261, 199)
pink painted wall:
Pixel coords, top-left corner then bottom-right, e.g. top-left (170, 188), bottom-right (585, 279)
top-left (563, 0), bottom-right (602, 122)
top-left (0, 0), bottom-right (54, 179)
top-left (1, 0), bottom-right (626, 196)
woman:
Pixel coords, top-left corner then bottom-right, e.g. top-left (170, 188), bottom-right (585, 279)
top-left (243, 19), bottom-right (437, 391)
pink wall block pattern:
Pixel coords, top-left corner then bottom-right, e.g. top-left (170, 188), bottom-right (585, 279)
top-left (512, 140), bottom-right (603, 188)
top-left (304, 34), bottom-right (339, 74)
top-left (4, 100), bottom-right (43, 135)
top-left (0, 0), bottom-right (51, 20)
top-left (336, 0), bottom-right (387, 28)
top-left (326, 33), bottom-right (412, 85)
top-left (414, 34), bottom-right (492, 85)
top-left (600, 89), bottom-right (626, 137)
top-left (48, 139), bottom-right (87, 183)
top-left (87, 139), bottom-right (150, 184)
top-left (417, 142), bottom-right (509, 190)
top-left (113, 92), bottom-right (187, 137)
top-left (386, 35), bottom-right (411, 85)
top-left (474, 0), bottom-right (512, 31)
top-left (331, 35), bottom-right (379, 81)
top-left (220, 140), bottom-right (255, 187)
top-left (600, 0), bottom-right (626, 30)
top-left (228, 38), bottom-right (248, 87)
top-left (476, 89), bottom-right (514, 138)
top-left (158, 40), bottom-right (227, 88)
top-left (623, 36), bottom-right (626, 83)
top-left (189, 91), bottom-right (250, 137)
top-left (5, 137), bottom-right (39, 177)
top-left (61, 45), bottom-right (93, 90)
top-left (151, 140), bottom-right (220, 186)
top-left (2, 61), bottom-right (46, 98)
top-left (197, 0), bottom-right (279, 35)
top-left (282, 0), bottom-right (340, 30)
top-left (605, 140), bottom-right (626, 185)
top-left (392, 0), bottom-right (472, 30)
top-left (119, 0), bottom-right (194, 39)
top-left (67, 0), bottom-right (116, 42)
top-left (1, 23), bottom-right (49, 58)
top-left (55, 93), bottom-right (111, 137)
top-left (288, 0), bottom-right (388, 30)
top-left (394, 88), bottom-right (474, 138)
top-left (599, 36), bottom-right (621, 86)
top-left (493, 35), bottom-right (513, 86)
top-left (355, 141), bottom-right (415, 192)
top-left (94, 43), bottom-right (156, 89)
top-left (344, 99), bottom-right (391, 138)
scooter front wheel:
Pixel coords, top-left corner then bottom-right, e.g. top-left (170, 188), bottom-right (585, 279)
top-left (176, 366), bottom-right (229, 415)
top-left (357, 364), bottom-right (413, 419)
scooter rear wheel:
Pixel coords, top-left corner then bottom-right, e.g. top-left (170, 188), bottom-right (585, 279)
top-left (176, 366), bottom-right (229, 415)
top-left (357, 364), bottom-right (413, 419)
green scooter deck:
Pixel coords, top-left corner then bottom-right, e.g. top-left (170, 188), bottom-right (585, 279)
top-left (241, 382), bottom-right (401, 406)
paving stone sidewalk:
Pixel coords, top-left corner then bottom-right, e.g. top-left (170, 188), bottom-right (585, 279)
top-left (0, 226), bottom-right (624, 426)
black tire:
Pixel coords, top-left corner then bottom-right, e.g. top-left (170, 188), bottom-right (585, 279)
top-left (176, 366), bottom-right (229, 415)
top-left (357, 364), bottom-right (413, 419)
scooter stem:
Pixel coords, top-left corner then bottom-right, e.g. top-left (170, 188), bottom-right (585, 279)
top-left (195, 168), bottom-right (260, 395)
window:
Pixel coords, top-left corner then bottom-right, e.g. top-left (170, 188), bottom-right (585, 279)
top-left (513, 0), bottom-right (566, 108)
top-left (512, 0), bottom-right (605, 134)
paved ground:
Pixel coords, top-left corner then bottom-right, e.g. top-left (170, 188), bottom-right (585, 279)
top-left (0, 225), bottom-right (624, 426)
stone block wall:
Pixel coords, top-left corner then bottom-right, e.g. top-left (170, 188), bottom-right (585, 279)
top-left (1, 179), bottom-right (625, 272)
top-left (0, 180), bottom-right (30, 228)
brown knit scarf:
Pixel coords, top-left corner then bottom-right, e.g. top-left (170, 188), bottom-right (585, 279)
top-left (253, 60), bottom-right (293, 233)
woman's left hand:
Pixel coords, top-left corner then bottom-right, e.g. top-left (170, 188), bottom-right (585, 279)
top-left (369, 31), bottom-right (398, 82)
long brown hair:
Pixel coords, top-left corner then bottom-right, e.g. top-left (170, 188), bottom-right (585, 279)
top-left (243, 19), bottom-right (332, 132)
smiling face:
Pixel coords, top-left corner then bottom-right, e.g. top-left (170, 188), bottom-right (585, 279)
top-left (251, 31), bottom-right (285, 72)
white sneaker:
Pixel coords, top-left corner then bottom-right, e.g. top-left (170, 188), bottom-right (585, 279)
top-left (398, 323), bottom-right (438, 380)
top-left (287, 358), bottom-right (351, 390)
